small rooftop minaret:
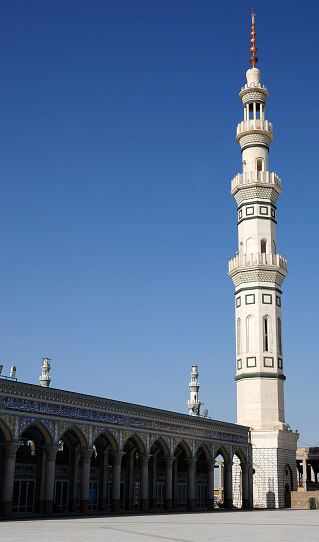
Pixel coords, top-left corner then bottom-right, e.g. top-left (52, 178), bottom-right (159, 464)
top-left (39, 357), bottom-right (51, 387)
top-left (228, 10), bottom-right (298, 508)
top-left (187, 365), bottom-right (201, 416)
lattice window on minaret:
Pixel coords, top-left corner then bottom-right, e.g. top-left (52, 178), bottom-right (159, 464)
top-left (237, 318), bottom-right (241, 355)
top-left (261, 239), bottom-right (267, 253)
top-left (277, 317), bottom-right (282, 355)
top-left (263, 315), bottom-right (272, 352)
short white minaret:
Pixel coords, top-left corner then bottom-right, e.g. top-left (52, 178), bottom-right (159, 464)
top-left (39, 357), bottom-right (51, 387)
top-left (187, 365), bottom-right (201, 416)
top-left (228, 10), bottom-right (298, 508)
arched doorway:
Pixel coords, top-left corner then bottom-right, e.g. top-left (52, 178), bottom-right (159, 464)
top-left (55, 425), bottom-right (87, 512)
top-left (13, 422), bottom-right (51, 514)
top-left (195, 446), bottom-right (209, 509)
top-left (174, 441), bottom-right (192, 509)
top-left (93, 430), bottom-right (118, 511)
top-left (149, 438), bottom-right (169, 510)
top-left (122, 435), bottom-right (145, 510)
top-left (284, 464), bottom-right (293, 508)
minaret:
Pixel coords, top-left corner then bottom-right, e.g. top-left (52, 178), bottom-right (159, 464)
top-left (39, 357), bottom-right (51, 387)
top-left (228, 10), bottom-right (298, 508)
top-left (187, 365), bottom-right (201, 416)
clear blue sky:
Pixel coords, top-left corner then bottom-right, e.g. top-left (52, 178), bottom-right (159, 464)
top-left (0, 1), bottom-right (317, 446)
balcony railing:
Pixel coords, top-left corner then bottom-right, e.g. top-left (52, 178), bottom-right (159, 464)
top-left (236, 119), bottom-right (273, 136)
top-left (228, 252), bottom-right (287, 273)
top-left (231, 171), bottom-right (281, 192)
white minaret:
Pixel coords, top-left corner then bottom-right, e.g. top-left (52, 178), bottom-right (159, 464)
top-left (187, 365), bottom-right (201, 416)
top-left (39, 357), bottom-right (51, 387)
top-left (228, 10), bottom-right (298, 508)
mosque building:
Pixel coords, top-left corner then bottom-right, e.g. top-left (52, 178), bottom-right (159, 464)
top-left (0, 11), bottom-right (307, 517)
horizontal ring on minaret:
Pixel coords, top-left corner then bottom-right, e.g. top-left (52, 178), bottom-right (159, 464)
top-left (237, 133), bottom-right (273, 152)
top-left (239, 87), bottom-right (269, 103)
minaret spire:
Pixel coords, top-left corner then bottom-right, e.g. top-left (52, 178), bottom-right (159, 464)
top-left (249, 8), bottom-right (258, 67)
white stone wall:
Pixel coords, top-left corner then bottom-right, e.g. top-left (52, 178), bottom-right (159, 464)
top-left (251, 430), bottom-right (298, 508)
top-left (232, 455), bottom-right (242, 508)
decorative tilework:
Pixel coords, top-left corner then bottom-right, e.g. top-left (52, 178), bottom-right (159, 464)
top-left (1, 414), bottom-right (14, 435)
top-left (20, 417), bottom-right (36, 436)
top-left (54, 421), bottom-right (59, 443)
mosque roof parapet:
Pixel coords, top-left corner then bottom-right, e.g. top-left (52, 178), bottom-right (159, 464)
top-left (228, 252), bottom-right (288, 275)
top-left (231, 171), bottom-right (281, 194)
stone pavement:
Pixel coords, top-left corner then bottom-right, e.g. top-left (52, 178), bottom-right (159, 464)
top-left (1, 510), bottom-right (319, 542)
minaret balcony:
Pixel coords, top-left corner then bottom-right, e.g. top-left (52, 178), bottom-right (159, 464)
top-left (236, 119), bottom-right (273, 137)
top-left (231, 171), bottom-right (281, 193)
top-left (228, 252), bottom-right (287, 274)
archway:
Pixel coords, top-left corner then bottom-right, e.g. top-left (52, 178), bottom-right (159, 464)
top-left (55, 425), bottom-right (87, 513)
top-left (122, 435), bottom-right (145, 511)
top-left (195, 446), bottom-right (210, 509)
top-left (283, 464), bottom-right (293, 508)
top-left (93, 430), bottom-right (118, 511)
top-left (174, 441), bottom-right (192, 509)
top-left (149, 438), bottom-right (169, 510)
top-left (13, 422), bottom-right (51, 514)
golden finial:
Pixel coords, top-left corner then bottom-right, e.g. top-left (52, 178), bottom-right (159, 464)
top-left (249, 8), bottom-right (258, 68)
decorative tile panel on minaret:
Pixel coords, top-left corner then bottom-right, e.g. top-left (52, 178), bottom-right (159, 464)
top-left (228, 10), bottom-right (298, 508)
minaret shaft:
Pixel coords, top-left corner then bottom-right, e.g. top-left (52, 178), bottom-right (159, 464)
top-left (228, 64), bottom-right (287, 431)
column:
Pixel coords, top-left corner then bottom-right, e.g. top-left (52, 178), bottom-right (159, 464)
top-left (224, 461), bottom-right (233, 508)
top-left (109, 451), bottom-right (125, 513)
top-left (100, 451), bottom-right (108, 511)
top-left (218, 462), bottom-right (223, 501)
top-left (207, 460), bottom-right (215, 510)
top-left (241, 463), bottom-right (250, 509)
top-left (164, 457), bottom-right (175, 510)
top-left (0, 443), bottom-right (19, 517)
top-left (150, 456), bottom-right (157, 509)
top-left (140, 453), bottom-right (151, 511)
top-left (43, 445), bottom-right (59, 515)
top-left (80, 448), bottom-right (93, 514)
top-left (310, 464), bottom-right (316, 483)
top-left (186, 458), bottom-right (196, 510)
top-left (303, 459), bottom-right (308, 492)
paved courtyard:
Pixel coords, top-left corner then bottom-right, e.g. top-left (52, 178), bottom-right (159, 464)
top-left (1, 510), bottom-right (319, 542)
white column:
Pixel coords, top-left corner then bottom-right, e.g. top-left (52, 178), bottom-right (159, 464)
top-left (303, 459), bottom-right (308, 492)
top-left (43, 445), bottom-right (58, 514)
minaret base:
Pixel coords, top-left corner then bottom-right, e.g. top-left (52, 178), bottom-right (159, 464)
top-left (250, 428), bottom-right (298, 508)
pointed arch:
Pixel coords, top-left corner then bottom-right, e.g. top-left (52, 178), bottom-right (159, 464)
top-left (60, 424), bottom-right (87, 448)
top-left (93, 429), bottom-right (118, 452)
top-left (174, 440), bottom-right (192, 459)
top-left (0, 419), bottom-right (13, 442)
top-left (232, 447), bottom-right (247, 464)
top-left (150, 436), bottom-right (170, 457)
top-left (122, 433), bottom-right (146, 454)
top-left (214, 446), bottom-right (229, 462)
top-left (20, 420), bottom-right (52, 445)
top-left (195, 443), bottom-right (211, 460)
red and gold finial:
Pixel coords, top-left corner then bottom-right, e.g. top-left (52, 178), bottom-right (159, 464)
top-left (249, 8), bottom-right (258, 68)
